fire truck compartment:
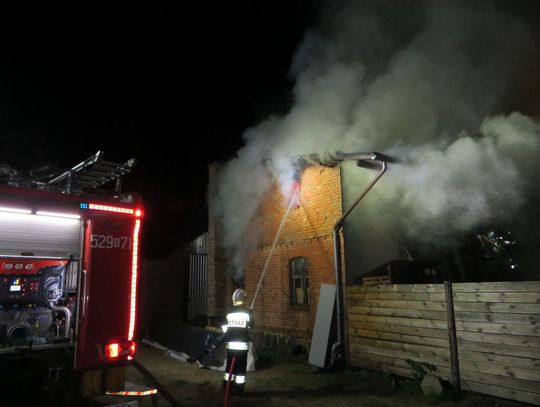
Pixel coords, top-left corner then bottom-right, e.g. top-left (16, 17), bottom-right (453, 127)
top-left (0, 210), bottom-right (81, 258)
top-left (0, 213), bottom-right (82, 351)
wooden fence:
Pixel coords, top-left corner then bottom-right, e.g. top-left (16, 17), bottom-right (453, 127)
top-left (347, 282), bottom-right (540, 405)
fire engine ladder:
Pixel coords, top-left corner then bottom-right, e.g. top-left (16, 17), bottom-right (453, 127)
top-left (44, 151), bottom-right (136, 194)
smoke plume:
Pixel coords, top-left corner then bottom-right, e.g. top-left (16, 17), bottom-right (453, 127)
top-left (214, 0), bottom-right (540, 279)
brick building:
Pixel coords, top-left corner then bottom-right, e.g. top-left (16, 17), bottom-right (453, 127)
top-left (208, 163), bottom-right (345, 349)
top-left (245, 165), bottom-right (342, 348)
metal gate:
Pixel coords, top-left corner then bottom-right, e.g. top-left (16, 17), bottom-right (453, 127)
top-left (188, 254), bottom-right (207, 322)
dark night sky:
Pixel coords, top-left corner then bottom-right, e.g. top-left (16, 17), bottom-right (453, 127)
top-left (0, 3), bottom-right (316, 257)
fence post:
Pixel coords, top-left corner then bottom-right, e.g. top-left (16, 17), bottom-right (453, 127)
top-left (444, 281), bottom-right (461, 396)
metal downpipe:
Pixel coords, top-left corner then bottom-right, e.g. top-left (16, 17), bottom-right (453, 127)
top-left (331, 161), bottom-right (387, 368)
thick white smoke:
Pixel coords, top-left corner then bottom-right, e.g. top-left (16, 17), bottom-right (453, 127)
top-left (371, 112), bottom-right (539, 240)
top-left (214, 0), bottom-right (540, 278)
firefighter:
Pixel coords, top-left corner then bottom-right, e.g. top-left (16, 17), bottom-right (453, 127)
top-left (223, 288), bottom-right (252, 395)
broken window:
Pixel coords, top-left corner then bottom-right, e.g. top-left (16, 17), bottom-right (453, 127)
top-left (289, 256), bottom-right (309, 307)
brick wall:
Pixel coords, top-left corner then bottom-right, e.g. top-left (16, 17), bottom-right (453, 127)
top-left (245, 165), bottom-right (343, 347)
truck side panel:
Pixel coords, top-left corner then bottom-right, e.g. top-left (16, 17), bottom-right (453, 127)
top-left (75, 216), bottom-right (137, 370)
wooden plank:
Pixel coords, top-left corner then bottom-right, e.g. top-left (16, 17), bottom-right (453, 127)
top-left (454, 292), bottom-right (540, 303)
top-left (455, 311), bottom-right (540, 325)
top-left (348, 298), bottom-right (540, 314)
top-left (459, 358), bottom-right (540, 382)
top-left (349, 321), bottom-right (449, 339)
top-left (457, 330), bottom-right (540, 348)
top-left (349, 314), bottom-right (448, 330)
top-left (371, 359), bottom-right (540, 394)
top-left (351, 337), bottom-right (451, 359)
top-left (362, 359), bottom-right (540, 396)
top-left (458, 339), bottom-right (540, 359)
top-left (349, 343), bottom-right (451, 368)
top-left (350, 349), bottom-right (398, 366)
top-left (455, 320), bottom-right (539, 336)
top-left (453, 302), bottom-right (540, 314)
top-left (453, 281), bottom-right (540, 293)
top-left (348, 284), bottom-right (445, 293)
top-left (353, 353), bottom-right (540, 397)
top-left (352, 358), bottom-right (416, 380)
top-left (350, 350), bottom-right (452, 380)
top-left (459, 349), bottom-right (540, 370)
top-left (348, 306), bottom-right (447, 321)
top-left (393, 357), bottom-right (451, 380)
top-left (347, 298), bottom-right (447, 311)
top-left (460, 369), bottom-right (540, 394)
top-left (362, 276), bottom-right (391, 285)
top-left (348, 281), bottom-right (540, 294)
top-left (353, 291), bottom-right (540, 303)
top-left (462, 380), bottom-right (540, 405)
top-left (351, 328), bottom-right (450, 349)
top-left (348, 327), bottom-right (540, 357)
top-left (352, 292), bottom-right (446, 302)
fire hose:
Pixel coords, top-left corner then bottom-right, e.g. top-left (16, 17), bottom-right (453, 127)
top-left (250, 185), bottom-right (299, 310)
top-left (223, 355), bottom-right (237, 407)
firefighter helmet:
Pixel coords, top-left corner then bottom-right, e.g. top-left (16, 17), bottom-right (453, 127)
top-left (232, 289), bottom-right (247, 306)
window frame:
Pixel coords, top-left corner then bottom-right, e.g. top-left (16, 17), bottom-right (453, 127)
top-left (289, 256), bottom-right (309, 309)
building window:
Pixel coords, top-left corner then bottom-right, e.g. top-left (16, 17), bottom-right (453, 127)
top-left (289, 257), bottom-right (309, 307)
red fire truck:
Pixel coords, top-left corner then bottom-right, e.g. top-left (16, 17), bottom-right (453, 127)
top-left (0, 152), bottom-right (146, 406)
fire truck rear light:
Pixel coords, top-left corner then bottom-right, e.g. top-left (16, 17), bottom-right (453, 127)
top-left (105, 343), bottom-right (120, 359)
top-left (0, 206), bottom-right (31, 214)
top-left (105, 340), bottom-right (136, 360)
top-left (36, 211), bottom-right (81, 219)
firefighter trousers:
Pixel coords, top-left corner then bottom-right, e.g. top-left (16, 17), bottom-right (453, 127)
top-left (223, 349), bottom-right (247, 394)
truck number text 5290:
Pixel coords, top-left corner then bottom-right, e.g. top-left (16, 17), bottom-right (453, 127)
top-left (90, 234), bottom-right (132, 250)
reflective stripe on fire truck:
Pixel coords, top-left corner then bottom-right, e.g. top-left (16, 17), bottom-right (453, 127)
top-left (226, 311), bottom-right (250, 328)
top-left (223, 373), bottom-right (246, 384)
top-left (88, 203), bottom-right (134, 214)
top-left (226, 341), bottom-right (249, 351)
top-left (106, 388), bottom-right (158, 397)
top-left (128, 219), bottom-right (141, 342)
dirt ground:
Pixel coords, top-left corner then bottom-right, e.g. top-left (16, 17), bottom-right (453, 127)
top-left (95, 344), bottom-right (528, 407)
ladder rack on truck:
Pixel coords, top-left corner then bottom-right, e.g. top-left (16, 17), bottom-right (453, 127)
top-left (1, 150), bottom-right (137, 195)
